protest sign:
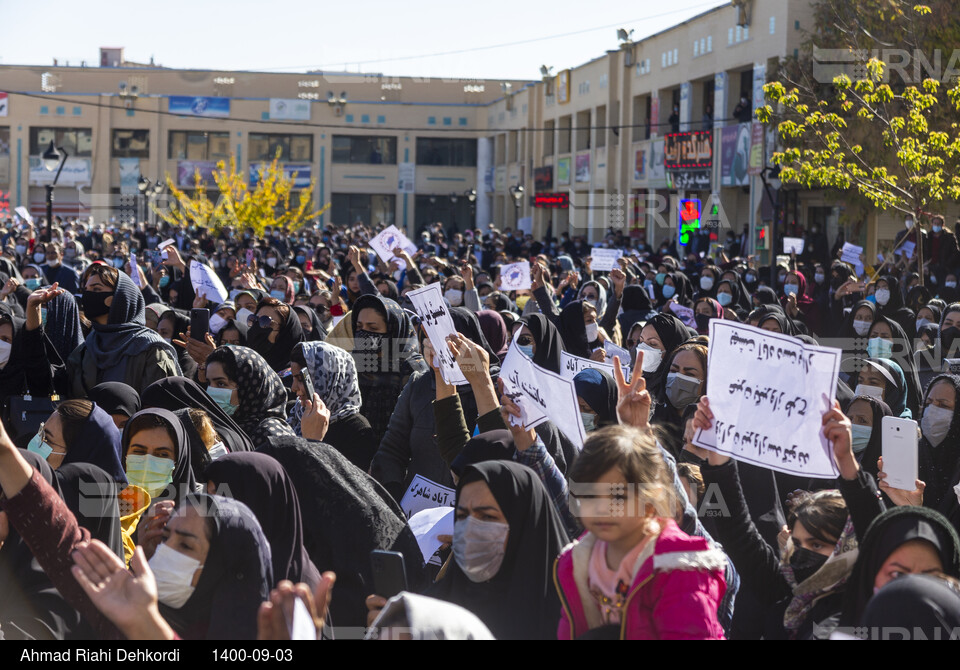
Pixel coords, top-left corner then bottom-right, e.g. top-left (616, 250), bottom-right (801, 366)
top-left (783, 237), bottom-right (804, 254)
top-left (668, 301), bottom-right (696, 328)
top-left (189, 260), bottom-right (228, 303)
top-left (499, 261), bottom-right (532, 291)
top-left (400, 474), bottom-right (456, 519)
top-left (370, 225), bottom-right (417, 263)
top-left (560, 350), bottom-right (630, 384)
top-left (590, 248), bottom-right (623, 272)
top-left (841, 242), bottom-right (864, 267)
top-left (14, 206), bottom-right (32, 223)
top-left (900, 240), bottom-right (916, 259)
top-left (409, 506), bottom-right (455, 566)
top-left (501, 334), bottom-right (585, 449)
top-left (692, 321), bottom-right (841, 478)
top-left (406, 283), bottom-right (467, 386)
top-left (128, 253), bottom-right (142, 288)
top-left (604, 340), bottom-right (631, 364)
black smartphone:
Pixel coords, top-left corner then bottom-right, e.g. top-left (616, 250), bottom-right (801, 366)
top-left (190, 308), bottom-right (210, 341)
top-left (301, 366), bottom-right (316, 402)
top-left (370, 550), bottom-right (408, 599)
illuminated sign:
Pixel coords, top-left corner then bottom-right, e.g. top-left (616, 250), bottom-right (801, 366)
top-left (533, 192), bottom-right (569, 209)
top-left (664, 131), bottom-right (713, 170)
top-left (678, 198), bottom-right (701, 246)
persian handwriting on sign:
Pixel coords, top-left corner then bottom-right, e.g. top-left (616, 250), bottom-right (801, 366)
top-left (400, 474), bottom-right (456, 520)
top-left (407, 283), bottom-right (467, 386)
top-left (559, 351), bottom-right (631, 384)
top-left (692, 321), bottom-right (841, 479)
top-left (589, 248), bottom-right (623, 272)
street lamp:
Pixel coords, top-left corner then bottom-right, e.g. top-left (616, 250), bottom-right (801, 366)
top-left (146, 180), bottom-right (165, 226)
top-left (464, 188), bottom-right (477, 228)
top-left (509, 184), bottom-right (525, 226)
top-left (137, 176), bottom-right (151, 224)
top-left (41, 140), bottom-right (68, 243)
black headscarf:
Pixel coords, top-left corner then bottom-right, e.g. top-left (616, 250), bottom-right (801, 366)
top-left (574, 368), bottom-right (619, 427)
top-left (877, 275), bottom-right (917, 341)
top-left (87, 382), bottom-right (141, 421)
top-left (477, 309), bottom-right (509, 363)
top-left (520, 313), bottom-right (565, 374)
top-left (617, 285), bottom-right (656, 335)
top-left (44, 288), bottom-right (83, 365)
top-left (293, 305), bottom-right (325, 342)
top-left (121, 407), bottom-right (197, 503)
top-left (140, 376), bottom-right (254, 455)
top-left (644, 313), bottom-right (692, 401)
top-left (0, 450), bottom-right (79, 640)
top-left (917, 374), bottom-right (960, 512)
top-left (839, 506), bottom-right (960, 627)
top-left (215, 318), bottom-right (249, 346)
top-left (753, 285), bottom-right (779, 306)
top-left (430, 460), bottom-right (569, 640)
top-left (664, 271), bottom-right (694, 308)
top-left (859, 573), bottom-right (960, 638)
top-left (836, 300), bottom-right (877, 342)
top-left (557, 300), bottom-right (591, 358)
top-left (0, 304), bottom-right (27, 396)
top-left (55, 462), bottom-right (124, 560)
top-left (350, 294), bottom-right (426, 376)
top-left (83, 270), bottom-right (180, 383)
top-left (247, 301), bottom-right (304, 372)
top-left (871, 315), bottom-right (923, 416)
top-left (757, 307), bottom-right (797, 336)
top-left (842, 394), bottom-right (892, 480)
top-left (450, 306), bottom-right (501, 377)
top-left (450, 429), bottom-right (515, 479)
top-left (256, 435), bottom-right (424, 628)
top-left (160, 494), bottom-right (273, 640)
top-left (204, 452), bottom-right (321, 590)
top-left (60, 402), bottom-right (127, 486)
top-left (210, 346), bottom-right (295, 446)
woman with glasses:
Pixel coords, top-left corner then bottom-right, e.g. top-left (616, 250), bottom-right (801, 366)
top-left (246, 297), bottom-right (304, 373)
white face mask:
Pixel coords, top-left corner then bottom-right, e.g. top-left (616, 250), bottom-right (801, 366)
top-left (444, 289), bottom-right (464, 306)
top-left (0, 339), bottom-right (10, 370)
top-left (207, 441), bottom-right (229, 460)
top-left (636, 342), bottom-right (663, 372)
top-left (236, 307), bottom-right (255, 327)
top-left (266, 257), bottom-right (278, 268)
top-left (874, 288), bottom-right (890, 306)
top-left (700, 276), bottom-right (714, 291)
top-left (209, 314), bottom-right (228, 335)
top-left (855, 384), bottom-right (884, 400)
top-left (585, 321), bottom-right (600, 342)
top-left (852, 319), bottom-right (872, 336)
top-left (148, 543), bottom-right (202, 609)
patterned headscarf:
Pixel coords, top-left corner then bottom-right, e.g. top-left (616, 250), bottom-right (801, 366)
top-left (215, 345), bottom-right (295, 446)
top-left (289, 341), bottom-right (363, 436)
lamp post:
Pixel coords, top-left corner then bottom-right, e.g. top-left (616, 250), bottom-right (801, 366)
top-left (464, 189), bottom-right (477, 227)
top-left (449, 192), bottom-right (459, 231)
top-left (41, 141), bottom-right (68, 243)
top-left (146, 180), bottom-right (165, 226)
top-left (137, 176), bottom-right (151, 224)
top-left (509, 184), bottom-right (525, 227)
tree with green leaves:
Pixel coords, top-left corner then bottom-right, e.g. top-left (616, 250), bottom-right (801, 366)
top-left (759, 1), bottom-right (960, 282)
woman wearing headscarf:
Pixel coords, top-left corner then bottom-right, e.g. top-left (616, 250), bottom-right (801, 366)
top-left (842, 393), bottom-right (893, 481)
top-left (477, 309), bottom-right (509, 363)
top-left (350, 294), bottom-right (428, 442)
top-left (517, 313), bottom-right (565, 374)
top-left (752, 285), bottom-right (780, 307)
top-left (574, 368), bottom-right (619, 432)
top-left (247, 297), bottom-right (304, 373)
top-left (907, 373), bottom-right (960, 514)
top-left (875, 275), bottom-right (917, 341)
top-left (839, 506), bottom-right (960, 628)
top-left (782, 271), bottom-right (822, 336)
top-left (659, 271), bottom-right (694, 309)
top-left (215, 317), bottom-right (248, 347)
top-left (428, 460), bottom-right (569, 640)
top-left (140, 376), bottom-right (255, 455)
top-left (866, 315), bottom-right (923, 416)
top-left (371, 307), bottom-right (501, 503)
top-left (616, 285), bottom-right (657, 336)
top-left (637, 312), bottom-right (691, 395)
top-left (68, 263), bottom-right (180, 396)
top-left (157, 308), bottom-right (198, 381)
top-left (204, 451), bottom-right (321, 589)
top-left (289, 341), bottom-right (377, 470)
top-left (42, 287), bottom-right (82, 365)
top-left (293, 304), bottom-right (325, 342)
top-left (204, 345), bottom-right (295, 446)
top-left (268, 274), bottom-right (296, 304)
top-left (854, 358), bottom-right (913, 419)
top-left (756, 308), bottom-right (797, 336)
top-left (257, 434), bottom-right (424, 628)
top-left (857, 573), bottom-right (960, 638)
top-left (87, 381), bottom-right (141, 431)
top-left (0, 450), bottom-right (81, 639)
top-left (55, 462), bottom-right (124, 560)
top-left (121, 407), bottom-right (198, 505)
top-left (693, 297), bottom-right (723, 336)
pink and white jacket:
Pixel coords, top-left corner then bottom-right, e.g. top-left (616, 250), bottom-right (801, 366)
top-left (554, 519), bottom-right (727, 640)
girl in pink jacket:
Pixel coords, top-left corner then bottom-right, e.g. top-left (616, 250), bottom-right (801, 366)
top-left (554, 425), bottom-right (727, 639)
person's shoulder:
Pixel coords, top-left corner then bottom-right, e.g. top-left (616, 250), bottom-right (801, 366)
top-left (651, 519), bottom-right (727, 573)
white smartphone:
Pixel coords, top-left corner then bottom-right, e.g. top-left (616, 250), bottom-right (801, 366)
top-left (881, 416), bottom-right (919, 491)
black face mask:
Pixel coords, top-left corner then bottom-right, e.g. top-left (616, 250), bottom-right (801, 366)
top-left (695, 313), bottom-right (712, 332)
top-left (942, 326), bottom-right (960, 357)
top-left (82, 291), bottom-right (112, 318)
top-left (247, 323), bottom-right (274, 352)
top-left (790, 545), bottom-right (829, 584)
top-left (831, 276), bottom-right (846, 290)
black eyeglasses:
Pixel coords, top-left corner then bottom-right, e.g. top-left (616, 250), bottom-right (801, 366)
top-left (248, 314), bottom-right (277, 329)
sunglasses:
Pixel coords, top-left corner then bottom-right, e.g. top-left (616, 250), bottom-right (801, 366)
top-left (248, 314), bottom-right (278, 329)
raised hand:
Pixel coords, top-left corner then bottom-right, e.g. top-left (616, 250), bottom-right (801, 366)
top-left (691, 396), bottom-right (730, 466)
top-left (257, 573), bottom-right (336, 641)
top-left (821, 400), bottom-right (857, 480)
top-left (446, 333), bottom-right (490, 385)
top-left (301, 393), bottom-right (331, 442)
top-left (612, 352), bottom-right (651, 430)
top-left (877, 456), bottom-right (926, 506)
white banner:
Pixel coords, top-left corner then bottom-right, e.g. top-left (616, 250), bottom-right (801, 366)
top-left (782, 237), bottom-right (804, 254)
top-left (406, 283), bottom-right (467, 386)
top-left (190, 260), bottom-right (229, 303)
top-left (692, 321), bottom-right (841, 479)
top-left (369, 224), bottom-right (417, 263)
top-left (590, 248), bottom-right (623, 272)
top-left (560, 350), bottom-right (630, 383)
top-left (28, 157), bottom-right (92, 187)
top-left (269, 98), bottom-right (311, 121)
top-left (398, 162), bottom-right (416, 193)
top-left (400, 474), bottom-right (456, 520)
top-left (501, 334), bottom-right (586, 449)
top-left (499, 261), bottom-right (531, 291)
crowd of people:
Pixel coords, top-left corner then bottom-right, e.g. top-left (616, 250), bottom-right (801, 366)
top-left (1, 209), bottom-right (960, 641)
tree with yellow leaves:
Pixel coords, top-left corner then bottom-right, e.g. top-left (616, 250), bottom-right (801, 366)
top-left (156, 153), bottom-right (327, 235)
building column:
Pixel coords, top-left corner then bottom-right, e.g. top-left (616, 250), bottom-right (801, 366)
top-left (476, 136), bottom-right (492, 228)
top-left (679, 82), bottom-right (692, 132)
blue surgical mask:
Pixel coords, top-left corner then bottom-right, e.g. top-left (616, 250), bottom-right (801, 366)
top-left (518, 344), bottom-right (534, 358)
top-left (206, 386), bottom-right (238, 416)
top-left (159, 276), bottom-right (170, 288)
top-left (293, 281), bottom-right (301, 294)
top-left (27, 432), bottom-right (53, 460)
top-left (866, 337), bottom-right (893, 359)
top-left (24, 278), bottom-right (41, 290)
top-left (662, 285), bottom-right (676, 299)
top-left (784, 283), bottom-right (799, 296)
top-left (296, 255), bottom-right (306, 265)
top-left (270, 289), bottom-right (286, 301)
top-left (745, 272), bottom-right (757, 283)
top-left (581, 411), bottom-right (596, 432)
top-left (717, 292), bottom-right (733, 306)
top-left (850, 424), bottom-right (872, 454)
top-left (655, 273), bottom-right (666, 286)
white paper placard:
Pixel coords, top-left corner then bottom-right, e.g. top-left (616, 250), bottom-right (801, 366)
top-left (406, 283), bottom-right (467, 386)
top-left (499, 261), bottom-right (532, 291)
top-left (590, 248), bottom-right (623, 272)
top-left (399, 474), bottom-right (456, 520)
top-left (783, 237), bottom-right (804, 254)
top-left (560, 350), bottom-right (630, 383)
top-left (668, 301), bottom-right (696, 328)
top-left (369, 225), bottom-right (417, 263)
top-left (692, 321), bottom-right (841, 479)
top-left (189, 260), bottom-right (228, 303)
top-left (409, 506), bottom-right (455, 566)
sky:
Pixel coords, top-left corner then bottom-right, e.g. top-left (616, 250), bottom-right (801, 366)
top-left (0, 0), bottom-right (729, 80)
